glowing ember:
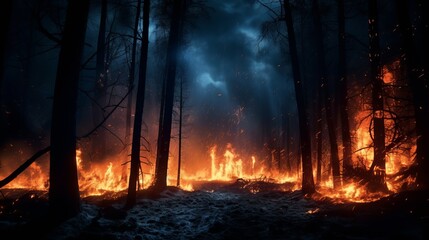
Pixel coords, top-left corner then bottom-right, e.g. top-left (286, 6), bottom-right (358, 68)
top-left (306, 208), bottom-right (320, 214)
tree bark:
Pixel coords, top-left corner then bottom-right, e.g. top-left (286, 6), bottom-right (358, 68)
top-left (92, 0), bottom-right (108, 160)
top-left (0, 0), bottom-right (13, 152)
top-left (49, 0), bottom-right (90, 221)
top-left (397, 0), bottom-right (429, 190)
top-left (312, 0), bottom-right (341, 188)
top-left (177, 75), bottom-right (183, 187)
top-left (367, 0), bottom-right (387, 191)
top-left (125, 0), bottom-right (142, 143)
top-left (316, 99), bottom-right (322, 184)
top-left (0, 0), bottom-right (12, 101)
top-left (126, 0), bottom-right (150, 208)
top-left (283, 0), bottom-right (315, 194)
top-left (284, 114), bottom-right (292, 174)
top-left (337, 0), bottom-right (353, 180)
top-left (153, 0), bottom-right (185, 191)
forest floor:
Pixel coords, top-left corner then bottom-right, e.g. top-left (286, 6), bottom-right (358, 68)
top-left (0, 180), bottom-right (428, 240)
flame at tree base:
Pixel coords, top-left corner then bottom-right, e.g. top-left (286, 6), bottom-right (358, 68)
top-left (0, 142), bottom-right (416, 202)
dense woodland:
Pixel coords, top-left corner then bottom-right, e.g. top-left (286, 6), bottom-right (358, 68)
top-left (0, 0), bottom-right (429, 237)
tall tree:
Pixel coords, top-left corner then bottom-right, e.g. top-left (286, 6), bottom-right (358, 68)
top-left (283, 0), bottom-right (315, 194)
top-left (312, 0), bottom-right (341, 188)
top-left (337, 0), bottom-right (353, 180)
top-left (153, 0), bottom-right (185, 191)
top-left (93, 0), bottom-right (108, 159)
top-left (397, 0), bottom-right (429, 190)
top-left (177, 74), bottom-right (184, 186)
top-left (49, 0), bottom-right (90, 221)
top-left (125, 0), bottom-right (142, 143)
top-left (0, 0), bottom-right (13, 101)
top-left (0, 0), bottom-right (13, 152)
top-left (316, 99), bottom-right (322, 184)
top-left (284, 114), bottom-right (292, 174)
top-left (126, 0), bottom-right (150, 208)
top-left (367, 0), bottom-right (387, 191)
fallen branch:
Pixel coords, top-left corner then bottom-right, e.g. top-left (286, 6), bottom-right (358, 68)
top-left (0, 87), bottom-right (131, 189)
top-left (0, 146), bottom-right (51, 188)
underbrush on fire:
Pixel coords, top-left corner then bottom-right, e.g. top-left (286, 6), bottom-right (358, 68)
top-left (0, 180), bottom-right (428, 240)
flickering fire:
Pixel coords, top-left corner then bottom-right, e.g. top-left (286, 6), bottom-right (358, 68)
top-left (0, 133), bottom-right (415, 202)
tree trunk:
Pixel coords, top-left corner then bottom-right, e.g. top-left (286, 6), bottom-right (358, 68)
top-left (312, 0), bottom-right (341, 188)
top-left (0, 0), bottom-right (12, 101)
top-left (284, 114), bottom-right (292, 174)
top-left (92, 0), bottom-right (108, 160)
top-left (125, 0), bottom-right (142, 143)
top-left (153, 0), bottom-right (185, 191)
top-left (49, 0), bottom-right (90, 221)
top-left (316, 98), bottom-right (322, 184)
top-left (177, 75), bottom-right (183, 187)
top-left (0, 0), bottom-right (13, 151)
top-left (397, 0), bottom-right (429, 190)
top-left (283, 0), bottom-right (315, 194)
top-left (126, 0), bottom-right (150, 208)
top-left (337, 0), bottom-right (353, 180)
top-left (367, 0), bottom-right (387, 192)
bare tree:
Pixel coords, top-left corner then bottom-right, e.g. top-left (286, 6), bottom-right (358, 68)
top-left (283, 0), bottom-right (315, 194)
top-left (337, 0), bottom-right (353, 181)
top-left (49, 0), bottom-right (90, 221)
top-left (367, 0), bottom-right (387, 191)
top-left (92, 0), bottom-right (108, 160)
top-left (397, 0), bottom-right (429, 190)
top-left (153, 0), bottom-right (186, 192)
top-left (125, 0), bottom-right (142, 143)
top-left (126, 0), bottom-right (151, 208)
top-left (0, 0), bottom-right (12, 101)
top-left (311, 0), bottom-right (341, 188)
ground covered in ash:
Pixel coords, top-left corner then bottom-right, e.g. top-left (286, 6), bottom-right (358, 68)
top-left (1, 181), bottom-right (428, 239)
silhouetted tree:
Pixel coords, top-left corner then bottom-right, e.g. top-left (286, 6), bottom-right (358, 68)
top-left (49, 0), bottom-right (90, 221)
top-left (125, 0), bottom-right (142, 143)
top-left (177, 74), bottom-right (184, 186)
top-left (0, 0), bottom-right (12, 102)
top-left (337, 0), bottom-right (353, 180)
top-left (153, 0), bottom-right (185, 191)
top-left (311, 0), bottom-right (341, 188)
top-left (397, 0), bottom-right (429, 190)
top-left (126, 0), bottom-right (150, 208)
top-left (367, 0), bottom-right (387, 191)
top-left (316, 98), bottom-right (322, 184)
top-left (92, 0), bottom-right (108, 159)
top-left (283, 0), bottom-right (315, 194)
top-left (0, 0), bottom-right (13, 150)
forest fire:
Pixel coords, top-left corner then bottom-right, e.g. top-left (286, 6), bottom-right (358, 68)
top-left (0, 136), bottom-right (416, 202)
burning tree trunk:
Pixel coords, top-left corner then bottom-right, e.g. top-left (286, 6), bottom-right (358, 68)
top-left (283, 0), bottom-right (315, 194)
top-left (284, 114), bottom-right (292, 174)
top-left (367, 0), bottom-right (387, 192)
top-left (312, 0), bottom-right (341, 188)
top-left (92, 0), bottom-right (108, 160)
top-left (153, 0), bottom-right (185, 191)
top-left (316, 98), bottom-right (322, 184)
top-left (126, 0), bottom-right (150, 208)
top-left (49, 0), bottom-right (90, 221)
top-left (177, 74), bottom-right (184, 186)
top-left (125, 0), bottom-right (142, 143)
top-left (337, 0), bottom-right (353, 180)
top-left (397, 0), bottom-right (429, 190)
